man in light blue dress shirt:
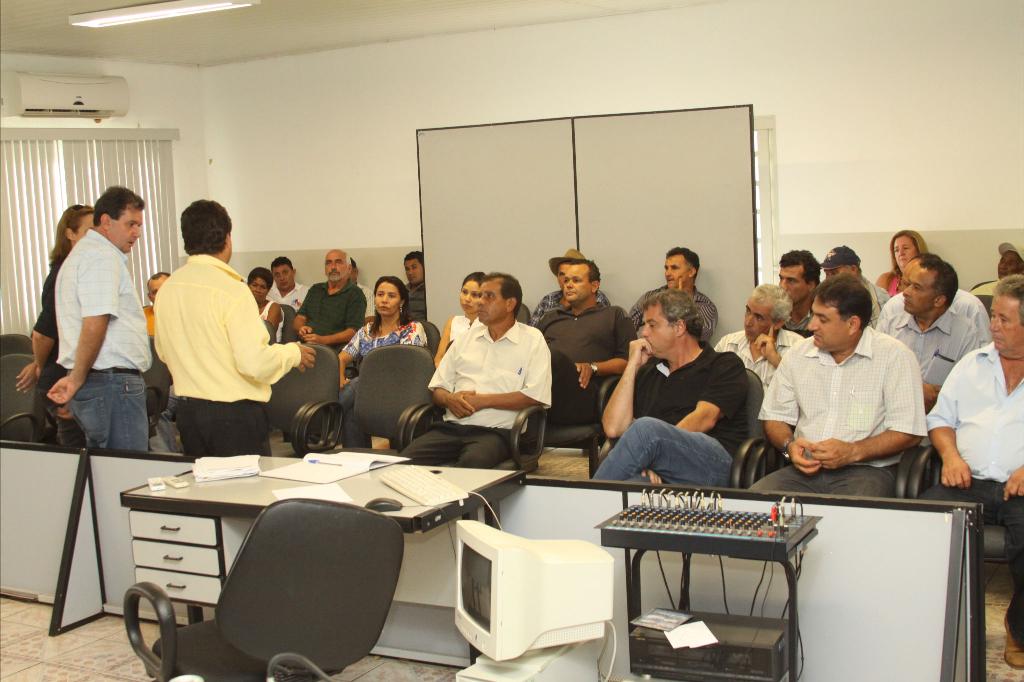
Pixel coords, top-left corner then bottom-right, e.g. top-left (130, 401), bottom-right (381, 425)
top-left (49, 186), bottom-right (151, 451)
top-left (920, 274), bottom-right (1024, 668)
top-left (878, 254), bottom-right (990, 411)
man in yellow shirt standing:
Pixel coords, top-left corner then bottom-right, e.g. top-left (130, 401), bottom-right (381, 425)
top-left (155, 200), bottom-right (315, 456)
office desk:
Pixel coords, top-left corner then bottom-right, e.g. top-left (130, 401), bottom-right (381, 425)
top-left (120, 458), bottom-right (525, 665)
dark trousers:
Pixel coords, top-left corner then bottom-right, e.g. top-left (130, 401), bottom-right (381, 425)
top-left (177, 398), bottom-right (271, 457)
top-left (400, 422), bottom-right (510, 469)
top-left (921, 479), bottom-right (1024, 592)
top-left (548, 350), bottom-right (599, 426)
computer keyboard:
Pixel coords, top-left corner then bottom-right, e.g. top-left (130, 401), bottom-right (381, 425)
top-left (379, 465), bottom-right (470, 506)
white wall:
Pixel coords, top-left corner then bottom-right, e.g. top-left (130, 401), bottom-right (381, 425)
top-left (0, 52), bottom-right (209, 240)
top-left (199, 0), bottom-right (1023, 264)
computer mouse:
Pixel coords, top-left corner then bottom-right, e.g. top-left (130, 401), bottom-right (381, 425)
top-left (365, 497), bottom-right (403, 513)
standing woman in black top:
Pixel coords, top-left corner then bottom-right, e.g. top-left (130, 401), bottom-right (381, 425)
top-left (15, 204), bottom-right (94, 446)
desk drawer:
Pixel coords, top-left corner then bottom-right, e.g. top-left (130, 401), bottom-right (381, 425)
top-left (136, 567), bottom-right (221, 605)
top-left (130, 511), bottom-right (216, 545)
top-left (132, 540), bottom-right (220, 576)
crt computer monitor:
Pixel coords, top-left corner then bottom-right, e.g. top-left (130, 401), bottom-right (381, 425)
top-left (454, 520), bottom-right (614, 662)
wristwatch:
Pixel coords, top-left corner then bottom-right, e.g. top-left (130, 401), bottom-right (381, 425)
top-left (780, 437), bottom-right (795, 460)
top-left (589, 362), bottom-right (599, 374)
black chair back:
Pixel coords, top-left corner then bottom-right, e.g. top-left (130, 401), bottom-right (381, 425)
top-left (142, 338), bottom-right (171, 434)
top-left (280, 304), bottom-right (298, 343)
top-left (516, 304), bottom-right (531, 324)
top-left (268, 344), bottom-right (341, 455)
top-left (0, 334), bottom-right (32, 357)
top-left (743, 369), bottom-right (764, 440)
top-left (0, 353), bottom-right (43, 442)
top-left (217, 499), bottom-right (403, 670)
top-left (354, 344), bottom-right (434, 443)
top-left (421, 320), bottom-right (441, 357)
top-left (975, 294), bottom-right (993, 316)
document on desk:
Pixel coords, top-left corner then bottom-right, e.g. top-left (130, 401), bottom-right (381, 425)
top-left (303, 451), bottom-right (408, 469)
top-left (260, 461), bottom-right (369, 484)
top-left (272, 483), bottom-right (353, 504)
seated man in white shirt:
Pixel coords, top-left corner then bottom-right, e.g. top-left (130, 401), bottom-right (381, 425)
top-left (401, 273), bottom-right (551, 468)
top-left (920, 274), bottom-right (1024, 668)
top-left (751, 274), bottom-right (926, 497)
top-left (714, 284), bottom-right (803, 387)
top-left (268, 256), bottom-right (308, 310)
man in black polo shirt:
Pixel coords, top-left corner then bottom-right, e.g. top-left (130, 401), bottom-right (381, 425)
top-left (594, 288), bottom-right (748, 485)
top-left (293, 248), bottom-right (367, 351)
top-left (536, 259), bottom-right (634, 425)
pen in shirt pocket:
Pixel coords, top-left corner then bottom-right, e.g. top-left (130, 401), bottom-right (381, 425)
top-left (933, 350), bottom-right (956, 363)
top-left (517, 367), bottom-right (523, 375)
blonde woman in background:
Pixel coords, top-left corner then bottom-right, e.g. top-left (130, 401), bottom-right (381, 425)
top-left (876, 229), bottom-right (929, 296)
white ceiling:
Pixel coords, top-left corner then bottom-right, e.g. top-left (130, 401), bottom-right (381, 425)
top-left (0, 0), bottom-right (713, 67)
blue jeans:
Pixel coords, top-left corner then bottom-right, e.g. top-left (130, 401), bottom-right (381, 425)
top-left (69, 372), bottom-right (148, 451)
top-left (594, 417), bottom-right (732, 486)
top-left (339, 377), bottom-right (371, 448)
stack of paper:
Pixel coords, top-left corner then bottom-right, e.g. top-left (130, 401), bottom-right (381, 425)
top-left (193, 455), bottom-right (261, 482)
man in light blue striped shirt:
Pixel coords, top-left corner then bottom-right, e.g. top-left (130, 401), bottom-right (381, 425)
top-left (49, 186), bottom-right (151, 451)
top-left (878, 254), bottom-right (990, 411)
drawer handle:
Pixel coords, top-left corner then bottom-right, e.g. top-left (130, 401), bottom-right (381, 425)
top-left (159, 525), bottom-right (181, 532)
top-left (166, 582), bottom-right (187, 590)
top-left (163, 555), bottom-right (184, 562)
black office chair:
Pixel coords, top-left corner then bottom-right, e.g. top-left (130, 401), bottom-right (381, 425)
top-left (398, 402), bottom-right (547, 472)
top-left (352, 344), bottom-right (435, 448)
top-left (975, 294), bottom-right (993, 316)
top-left (543, 375), bottom-right (619, 477)
top-left (123, 499), bottom-right (404, 682)
top-left (0, 353), bottom-right (44, 442)
top-left (0, 333), bottom-right (32, 357)
top-left (267, 343), bottom-right (343, 456)
top-left (142, 338), bottom-right (172, 438)
top-left (593, 369), bottom-right (764, 489)
top-left (516, 304), bottom-right (531, 324)
top-left (421, 320), bottom-right (441, 358)
top-left (900, 445), bottom-right (1007, 563)
top-left (279, 304), bottom-right (299, 343)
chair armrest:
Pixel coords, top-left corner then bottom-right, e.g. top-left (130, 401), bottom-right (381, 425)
top-left (731, 438), bottom-right (765, 489)
top-left (743, 443), bottom-right (782, 487)
top-left (595, 375), bottom-right (620, 414)
top-left (123, 581), bottom-right (177, 682)
top-left (290, 401), bottom-right (343, 456)
top-left (594, 437), bottom-right (618, 474)
top-left (899, 445), bottom-right (938, 499)
top-left (0, 412), bottom-right (42, 442)
top-left (507, 405), bottom-right (547, 472)
top-left (396, 403), bottom-right (439, 451)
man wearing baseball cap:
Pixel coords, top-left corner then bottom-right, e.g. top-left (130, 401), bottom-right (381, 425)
top-left (528, 247), bottom-right (611, 326)
top-left (821, 245), bottom-right (889, 327)
top-left (971, 243), bottom-right (1024, 296)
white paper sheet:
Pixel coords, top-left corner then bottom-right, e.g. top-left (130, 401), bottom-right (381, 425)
top-left (272, 484), bottom-right (353, 504)
top-left (665, 620), bottom-right (719, 649)
top-left (259, 461), bottom-right (367, 484)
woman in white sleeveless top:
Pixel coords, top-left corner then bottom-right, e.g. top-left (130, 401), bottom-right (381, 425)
top-left (434, 271), bottom-right (485, 367)
top-left (248, 267), bottom-right (282, 342)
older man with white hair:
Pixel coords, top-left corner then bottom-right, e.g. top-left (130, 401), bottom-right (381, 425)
top-left (715, 284), bottom-right (803, 387)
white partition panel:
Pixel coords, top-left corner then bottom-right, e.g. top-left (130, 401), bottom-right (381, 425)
top-left (418, 120), bottom-right (578, 325)
top-left (575, 107), bottom-right (755, 343)
top-left (502, 484), bottom-right (971, 682)
top-left (0, 446), bottom-right (81, 600)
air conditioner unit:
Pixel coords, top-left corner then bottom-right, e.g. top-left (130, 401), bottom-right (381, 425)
top-left (1, 72), bottom-right (129, 118)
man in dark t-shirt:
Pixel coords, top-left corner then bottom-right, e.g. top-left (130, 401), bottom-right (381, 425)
top-left (536, 259), bottom-right (634, 425)
top-left (594, 288), bottom-right (748, 486)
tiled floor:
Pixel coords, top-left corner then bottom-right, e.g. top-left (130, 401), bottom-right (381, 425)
top-left (0, 598), bottom-right (458, 681)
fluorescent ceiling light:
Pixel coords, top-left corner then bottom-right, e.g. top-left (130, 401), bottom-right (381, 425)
top-left (70, 0), bottom-right (259, 28)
